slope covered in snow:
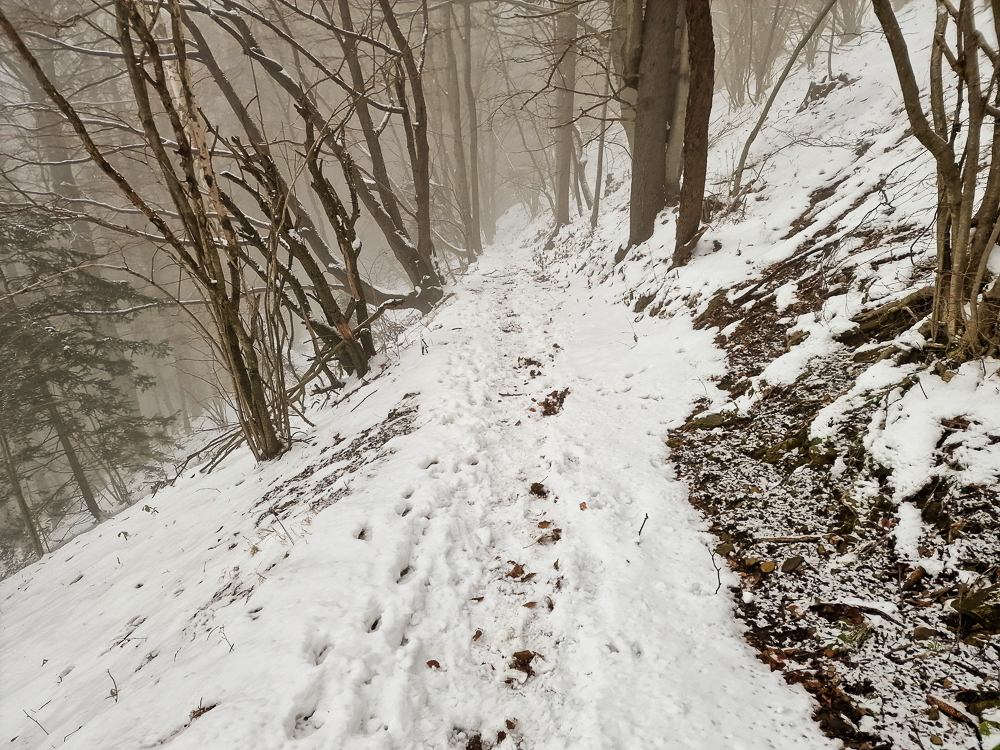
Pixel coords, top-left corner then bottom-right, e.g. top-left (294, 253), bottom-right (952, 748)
top-left (2, 241), bottom-right (836, 750)
top-left (5, 3), bottom-right (1000, 749)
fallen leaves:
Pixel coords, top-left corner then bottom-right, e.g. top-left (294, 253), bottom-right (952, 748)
top-left (473, 629), bottom-right (483, 642)
top-left (579, 502), bottom-right (587, 510)
top-left (535, 528), bottom-right (562, 545)
top-left (529, 482), bottom-right (548, 498)
top-left (510, 651), bottom-right (537, 675)
top-left (539, 388), bottom-right (570, 416)
top-left (427, 660), bottom-right (441, 669)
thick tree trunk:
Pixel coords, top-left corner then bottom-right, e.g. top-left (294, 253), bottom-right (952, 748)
top-left (664, 4), bottom-right (689, 205)
top-left (610, 0), bottom-right (644, 151)
top-left (673, 0), bottom-right (715, 266)
top-left (554, 11), bottom-right (578, 227)
top-left (629, 0), bottom-right (682, 247)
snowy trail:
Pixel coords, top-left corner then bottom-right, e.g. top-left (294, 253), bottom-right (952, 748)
top-left (2, 244), bottom-right (836, 750)
top-left (289, 245), bottom-right (837, 749)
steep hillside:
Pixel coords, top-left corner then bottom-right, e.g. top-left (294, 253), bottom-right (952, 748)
top-left (547, 2), bottom-right (1000, 749)
top-left (2, 4), bottom-right (999, 750)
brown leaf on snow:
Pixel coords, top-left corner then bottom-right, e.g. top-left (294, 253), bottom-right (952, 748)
top-left (473, 629), bottom-right (483, 642)
top-left (539, 388), bottom-right (571, 416)
top-left (507, 563), bottom-right (525, 578)
top-left (427, 660), bottom-right (441, 669)
top-left (536, 528), bottom-right (562, 545)
top-left (529, 483), bottom-right (548, 498)
top-left (511, 651), bottom-right (536, 675)
top-left (520, 573), bottom-right (536, 583)
top-left (579, 502), bottom-right (587, 510)
top-left (553, 559), bottom-right (559, 570)
top-left (471, 596), bottom-right (484, 602)
top-left (523, 601), bottom-right (537, 608)
top-left (538, 521), bottom-right (552, 529)
top-left (505, 719), bottom-right (517, 730)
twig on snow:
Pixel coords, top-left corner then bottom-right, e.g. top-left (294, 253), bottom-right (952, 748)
top-left (23, 710), bottom-right (48, 735)
top-left (107, 670), bottom-right (118, 702)
top-left (637, 513), bottom-right (649, 540)
top-left (708, 547), bottom-right (723, 594)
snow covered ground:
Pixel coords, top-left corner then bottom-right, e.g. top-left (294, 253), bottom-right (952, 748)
top-left (1, 239), bottom-right (837, 749)
top-left (7, 4), bottom-right (1000, 748)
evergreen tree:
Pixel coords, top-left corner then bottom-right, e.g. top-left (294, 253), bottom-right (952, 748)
top-left (0, 210), bottom-right (171, 573)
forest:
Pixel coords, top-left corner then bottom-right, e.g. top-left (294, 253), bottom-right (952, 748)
top-left (1, 1), bottom-right (999, 749)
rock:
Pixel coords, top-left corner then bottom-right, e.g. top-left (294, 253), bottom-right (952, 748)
top-left (633, 294), bottom-right (655, 313)
top-left (951, 585), bottom-right (1000, 630)
top-left (781, 556), bottom-right (805, 573)
top-left (687, 410), bottom-right (739, 430)
top-left (785, 330), bottom-right (810, 350)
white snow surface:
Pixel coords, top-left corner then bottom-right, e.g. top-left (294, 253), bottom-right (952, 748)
top-left (1, 244), bottom-right (835, 750)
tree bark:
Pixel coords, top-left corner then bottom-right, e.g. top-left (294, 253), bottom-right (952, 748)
top-left (664, 2), bottom-right (689, 205)
top-left (554, 11), bottom-right (578, 227)
top-left (629, 0), bottom-right (682, 246)
top-left (610, 0), bottom-right (644, 151)
top-left (673, 0), bottom-right (715, 266)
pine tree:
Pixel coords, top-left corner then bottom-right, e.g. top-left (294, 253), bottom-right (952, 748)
top-left (0, 211), bottom-right (171, 573)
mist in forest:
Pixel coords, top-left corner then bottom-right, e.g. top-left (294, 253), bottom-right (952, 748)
top-left (0, 0), bottom-right (897, 574)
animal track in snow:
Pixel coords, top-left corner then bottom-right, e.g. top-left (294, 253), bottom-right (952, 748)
top-left (312, 643), bottom-right (332, 665)
top-left (290, 708), bottom-right (321, 739)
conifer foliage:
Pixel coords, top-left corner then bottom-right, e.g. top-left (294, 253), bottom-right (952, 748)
top-left (0, 212), bottom-right (170, 571)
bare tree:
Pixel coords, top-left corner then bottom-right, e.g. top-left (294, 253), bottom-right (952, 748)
top-left (872, 0), bottom-right (1000, 357)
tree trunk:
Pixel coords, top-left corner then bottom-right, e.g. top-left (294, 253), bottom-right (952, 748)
top-left (378, 0), bottom-right (438, 284)
top-left (673, 0), bottom-right (715, 266)
top-left (44, 388), bottom-right (106, 522)
top-left (610, 0), bottom-right (644, 151)
top-left (335, 0), bottom-right (410, 238)
top-left (443, 13), bottom-right (475, 252)
top-left (0, 428), bottom-right (45, 559)
top-left (664, 3), bottom-right (689, 205)
top-left (460, 0), bottom-right (483, 254)
top-left (554, 11), bottom-right (578, 227)
top-left (629, 0), bottom-right (682, 246)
